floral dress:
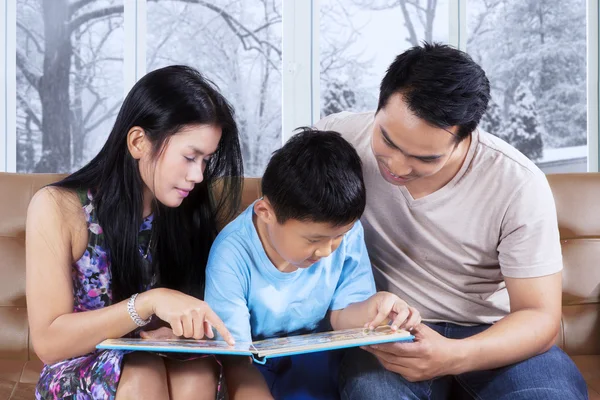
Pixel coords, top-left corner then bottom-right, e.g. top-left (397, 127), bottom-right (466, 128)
top-left (35, 189), bottom-right (223, 400)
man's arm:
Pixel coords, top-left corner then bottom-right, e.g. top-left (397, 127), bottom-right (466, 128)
top-left (451, 272), bottom-right (561, 373)
top-left (364, 272), bottom-right (562, 381)
top-left (365, 175), bottom-right (563, 380)
top-left (452, 172), bottom-right (563, 371)
top-left (452, 171), bottom-right (563, 372)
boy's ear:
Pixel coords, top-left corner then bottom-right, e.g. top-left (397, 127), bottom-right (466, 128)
top-left (254, 197), bottom-right (276, 224)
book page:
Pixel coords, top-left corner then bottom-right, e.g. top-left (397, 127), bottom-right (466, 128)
top-left (97, 338), bottom-right (255, 356)
top-left (252, 326), bottom-right (413, 358)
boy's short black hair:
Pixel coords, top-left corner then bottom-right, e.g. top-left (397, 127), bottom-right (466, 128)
top-left (262, 127), bottom-right (366, 227)
top-left (378, 42), bottom-right (490, 141)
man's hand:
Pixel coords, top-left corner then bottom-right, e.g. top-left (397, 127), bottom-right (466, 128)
top-left (363, 323), bottom-right (462, 382)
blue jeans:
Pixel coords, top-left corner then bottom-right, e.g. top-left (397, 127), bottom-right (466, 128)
top-left (256, 350), bottom-right (343, 399)
top-left (339, 323), bottom-right (588, 400)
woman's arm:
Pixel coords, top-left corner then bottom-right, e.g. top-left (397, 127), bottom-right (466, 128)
top-left (26, 187), bottom-right (233, 365)
top-left (26, 187), bottom-right (145, 364)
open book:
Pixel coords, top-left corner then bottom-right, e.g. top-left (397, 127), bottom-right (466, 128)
top-left (97, 325), bottom-right (414, 364)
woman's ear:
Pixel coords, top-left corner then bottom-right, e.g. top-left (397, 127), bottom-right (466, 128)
top-left (127, 126), bottom-right (148, 160)
top-left (254, 197), bottom-right (277, 225)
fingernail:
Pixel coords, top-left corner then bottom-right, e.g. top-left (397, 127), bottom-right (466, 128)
top-left (391, 325), bottom-right (398, 331)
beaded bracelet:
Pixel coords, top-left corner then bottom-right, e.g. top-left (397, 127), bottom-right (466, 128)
top-left (127, 293), bottom-right (152, 327)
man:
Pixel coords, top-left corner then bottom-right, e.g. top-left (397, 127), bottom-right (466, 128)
top-left (315, 42), bottom-right (587, 399)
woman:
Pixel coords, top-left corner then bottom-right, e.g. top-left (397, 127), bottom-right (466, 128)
top-left (26, 65), bottom-right (243, 399)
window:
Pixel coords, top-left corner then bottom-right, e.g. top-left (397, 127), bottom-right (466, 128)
top-left (16, 0), bottom-right (124, 173)
top-left (2, 1), bottom-right (597, 174)
top-left (147, 0), bottom-right (282, 177)
top-left (467, 0), bottom-right (587, 173)
top-left (319, 0), bottom-right (449, 116)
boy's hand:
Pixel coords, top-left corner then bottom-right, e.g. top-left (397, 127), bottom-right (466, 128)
top-left (366, 292), bottom-right (421, 332)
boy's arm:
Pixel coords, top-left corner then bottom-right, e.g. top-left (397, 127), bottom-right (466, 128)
top-left (330, 291), bottom-right (420, 331)
top-left (326, 221), bottom-right (378, 330)
top-left (331, 293), bottom-right (378, 330)
top-left (330, 295), bottom-right (376, 330)
top-left (204, 252), bottom-right (272, 397)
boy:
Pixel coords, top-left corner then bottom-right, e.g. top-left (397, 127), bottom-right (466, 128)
top-left (205, 128), bottom-right (420, 399)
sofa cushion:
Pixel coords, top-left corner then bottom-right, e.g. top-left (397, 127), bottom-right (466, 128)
top-left (2, 357), bottom-right (599, 399)
top-left (572, 355), bottom-right (600, 398)
top-left (0, 359), bottom-right (43, 399)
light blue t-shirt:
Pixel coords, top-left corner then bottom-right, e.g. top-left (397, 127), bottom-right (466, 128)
top-left (204, 204), bottom-right (376, 343)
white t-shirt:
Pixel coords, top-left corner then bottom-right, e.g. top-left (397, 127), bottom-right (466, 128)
top-left (315, 111), bottom-right (562, 324)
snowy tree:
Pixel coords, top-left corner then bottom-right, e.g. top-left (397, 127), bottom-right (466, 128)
top-left (351, 0), bottom-right (440, 46)
top-left (479, 99), bottom-right (504, 138)
top-left (319, 0), bottom-right (438, 116)
top-left (468, 0), bottom-right (586, 153)
top-left (17, 0), bottom-right (124, 172)
top-left (319, 1), bottom-right (376, 117)
top-left (504, 83), bottom-right (543, 161)
top-left (16, 0), bottom-right (282, 175)
top-left (322, 80), bottom-right (357, 116)
top-left (147, 0), bottom-right (281, 176)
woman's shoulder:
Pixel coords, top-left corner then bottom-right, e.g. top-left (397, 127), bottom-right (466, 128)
top-left (28, 186), bottom-right (91, 260)
top-left (28, 186), bottom-right (88, 231)
top-left (30, 185), bottom-right (82, 211)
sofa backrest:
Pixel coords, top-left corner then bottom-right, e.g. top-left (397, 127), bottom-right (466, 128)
top-left (0, 172), bottom-right (598, 361)
top-left (547, 173), bottom-right (600, 355)
top-left (0, 173), bottom-right (65, 361)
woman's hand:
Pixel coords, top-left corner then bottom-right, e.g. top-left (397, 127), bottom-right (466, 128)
top-left (140, 326), bottom-right (180, 340)
top-left (138, 288), bottom-right (235, 345)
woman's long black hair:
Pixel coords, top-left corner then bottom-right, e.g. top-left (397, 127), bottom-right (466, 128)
top-left (53, 65), bottom-right (243, 302)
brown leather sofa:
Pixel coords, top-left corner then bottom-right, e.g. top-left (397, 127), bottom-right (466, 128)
top-left (0, 172), bottom-right (598, 399)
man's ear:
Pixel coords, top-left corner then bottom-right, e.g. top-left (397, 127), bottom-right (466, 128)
top-left (127, 126), bottom-right (148, 160)
top-left (254, 197), bottom-right (277, 225)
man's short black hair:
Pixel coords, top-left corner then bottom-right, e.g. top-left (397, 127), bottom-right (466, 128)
top-left (262, 127), bottom-right (366, 227)
top-left (378, 42), bottom-right (491, 141)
